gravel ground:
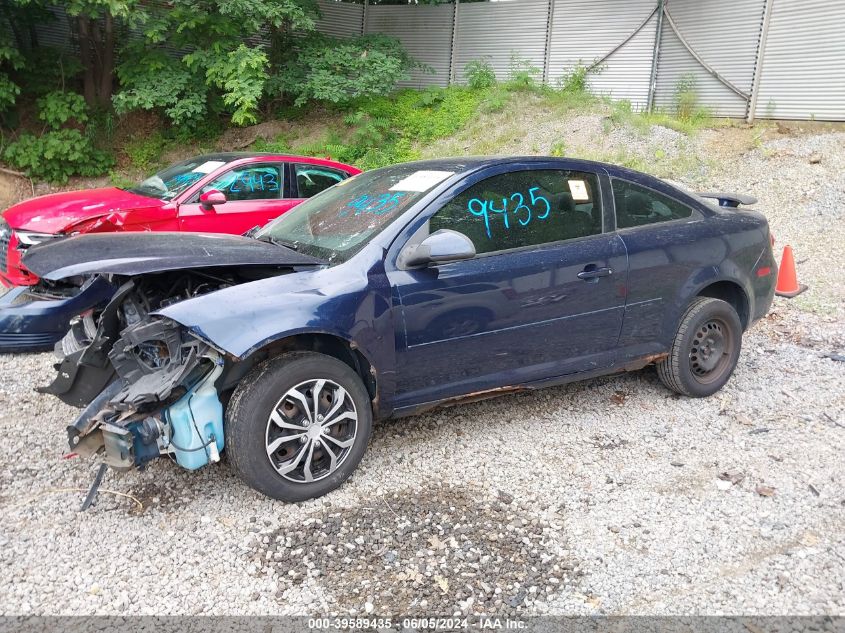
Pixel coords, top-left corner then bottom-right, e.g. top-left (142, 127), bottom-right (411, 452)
top-left (1, 125), bottom-right (844, 617)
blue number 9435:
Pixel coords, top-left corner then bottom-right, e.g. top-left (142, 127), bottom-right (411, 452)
top-left (468, 186), bottom-right (551, 239)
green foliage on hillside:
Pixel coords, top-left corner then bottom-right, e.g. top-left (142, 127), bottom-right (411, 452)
top-left (252, 85), bottom-right (500, 171)
top-left (3, 92), bottom-right (113, 183)
top-left (0, 0), bottom-right (716, 187)
top-left (275, 35), bottom-right (417, 108)
top-left (0, 0), bottom-right (416, 181)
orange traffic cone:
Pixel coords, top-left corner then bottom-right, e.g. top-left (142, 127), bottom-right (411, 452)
top-left (775, 245), bottom-right (807, 298)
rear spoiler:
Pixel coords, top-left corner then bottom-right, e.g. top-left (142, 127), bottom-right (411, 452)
top-left (697, 192), bottom-right (758, 208)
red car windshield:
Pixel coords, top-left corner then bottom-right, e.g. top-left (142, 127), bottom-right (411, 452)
top-left (128, 157), bottom-right (230, 201)
top-left (256, 165), bottom-right (456, 264)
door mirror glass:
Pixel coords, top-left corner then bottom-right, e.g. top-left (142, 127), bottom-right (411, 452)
top-left (404, 229), bottom-right (476, 268)
top-left (199, 189), bottom-right (227, 210)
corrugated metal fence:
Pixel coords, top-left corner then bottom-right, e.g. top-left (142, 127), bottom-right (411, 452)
top-left (316, 0), bottom-right (844, 121)
top-left (27, 0), bottom-right (845, 121)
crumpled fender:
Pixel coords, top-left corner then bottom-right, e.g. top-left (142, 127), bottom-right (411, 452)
top-left (155, 261), bottom-right (393, 366)
top-left (64, 206), bottom-right (177, 234)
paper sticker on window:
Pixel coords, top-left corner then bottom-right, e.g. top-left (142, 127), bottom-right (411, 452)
top-left (568, 179), bottom-right (590, 202)
top-left (192, 160), bottom-right (226, 174)
top-left (389, 170), bottom-right (454, 192)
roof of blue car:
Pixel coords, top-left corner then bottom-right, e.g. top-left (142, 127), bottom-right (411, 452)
top-left (190, 154), bottom-right (631, 177)
top-left (368, 155), bottom-right (617, 173)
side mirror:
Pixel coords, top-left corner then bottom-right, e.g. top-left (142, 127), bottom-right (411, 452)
top-left (199, 189), bottom-right (227, 211)
top-left (404, 229), bottom-right (476, 268)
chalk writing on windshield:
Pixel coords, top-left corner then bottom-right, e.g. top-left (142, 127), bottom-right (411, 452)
top-left (165, 172), bottom-right (204, 190)
top-left (468, 186), bottom-right (552, 239)
top-left (338, 191), bottom-right (408, 217)
top-left (228, 172), bottom-right (279, 193)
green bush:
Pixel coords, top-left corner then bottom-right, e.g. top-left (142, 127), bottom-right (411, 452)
top-left (506, 54), bottom-right (541, 91)
top-left (3, 90), bottom-right (114, 183)
top-left (673, 73), bottom-right (709, 121)
top-left (480, 87), bottom-right (510, 113)
top-left (185, 44), bottom-right (268, 126)
top-left (17, 48), bottom-right (83, 99)
top-left (3, 129), bottom-right (114, 183)
top-left (124, 132), bottom-right (170, 171)
top-left (274, 34), bottom-right (416, 108)
top-left (464, 59), bottom-right (496, 89)
top-left (37, 91), bottom-right (89, 128)
top-left (114, 49), bottom-right (208, 128)
top-left (269, 86), bottom-right (489, 171)
top-left (0, 41), bottom-right (24, 113)
top-left (559, 62), bottom-right (591, 93)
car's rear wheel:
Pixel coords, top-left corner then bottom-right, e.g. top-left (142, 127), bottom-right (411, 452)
top-left (225, 352), bottom-right (372, 501)
top-left (656, 297), bottom-right (742, 397)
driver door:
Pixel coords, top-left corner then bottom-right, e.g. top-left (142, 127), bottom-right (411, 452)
top-left (178, 162), bottom-right (294, 234)
top-left (387, 166), bottom-right (628, 408)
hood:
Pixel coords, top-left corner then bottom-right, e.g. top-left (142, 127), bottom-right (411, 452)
top-left (1, 188), bottom-right (167, 234)
top-left (23, 232), bottom-right (322, 280)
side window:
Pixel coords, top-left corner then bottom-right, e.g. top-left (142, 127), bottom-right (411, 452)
top-left (294, 165), bottom-right (347, 198)
top-left (202, 164), bottom-right (282, 202)
top-left (612, 179), bottom-right (695, 229)
top-left (429, 169), bottom-right (602, 255)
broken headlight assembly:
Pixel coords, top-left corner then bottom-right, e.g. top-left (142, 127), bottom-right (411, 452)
top-left (14, 230), bottom-right (60, 248)
top-left (68, 316), bottom-right (226, 474)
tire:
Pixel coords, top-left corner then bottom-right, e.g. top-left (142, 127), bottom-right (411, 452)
top-left (225, 351), bottom-right (373, 502)
top-left (656, 297), bottom-right (742, 398)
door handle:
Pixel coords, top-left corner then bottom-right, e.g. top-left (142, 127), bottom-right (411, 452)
top-left (577, 266), bottom-right (613, 281)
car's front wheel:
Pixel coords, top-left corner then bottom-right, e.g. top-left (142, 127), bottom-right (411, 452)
top-left (657, 297), bottom-right (743, 397)
top-left (225, 352), bottom-right (372, 501)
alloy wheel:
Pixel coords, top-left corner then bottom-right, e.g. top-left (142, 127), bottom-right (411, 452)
top-left (265, 378), bottom-right (358, 483)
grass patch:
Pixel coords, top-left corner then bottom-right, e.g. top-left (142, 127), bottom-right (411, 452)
top-left (252, 85), bottom-right (506, 170)
top-left (252, 70), bottom-right (718, 178)
top-left (606, 99), bottom-right (713, 136)
top-left (123, 131), bottom-right (172, 171)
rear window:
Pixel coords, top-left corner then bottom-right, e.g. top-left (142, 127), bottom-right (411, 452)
top-left (612, 179), bottom-right (696, 229)
top-left (294, 164), bottom-right (348, 198)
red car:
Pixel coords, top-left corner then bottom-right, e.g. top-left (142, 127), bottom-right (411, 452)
top-left (0, 153), bottom-right (360, 287)
top-left (0, 153), bottom-right (359, 351)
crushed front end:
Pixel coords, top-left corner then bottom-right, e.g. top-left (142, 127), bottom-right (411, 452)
top-left (22, 230), bottom-right (322, 483)
top-left (41, 271), bottom-right (245, 474)
top-left (66, 315), bottom-right (227, 472)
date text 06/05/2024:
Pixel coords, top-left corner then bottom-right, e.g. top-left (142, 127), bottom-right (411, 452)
top-left (307, 616), bottom-right (528, 629)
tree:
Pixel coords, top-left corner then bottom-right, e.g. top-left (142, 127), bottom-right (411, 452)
top-left (0, 0), bottom-right (45, 117)
top-left (65, 0), bottom-right (141, 109)
top-left (113, 0), bottom-right (317, 126)
top-left (276, 34), bottom-right (416, 107)
top-left (114, 0), bottom-right (416, 127)
top-left (1, 0), bottom-right (51, 54)
top-left (1, 0), bottom-right (417, 130)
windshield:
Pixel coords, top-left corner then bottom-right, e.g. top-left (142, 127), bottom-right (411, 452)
top-left (256, 164), bottom-right (456, 264)
top-left (128, 157), bottom-right (229, 201)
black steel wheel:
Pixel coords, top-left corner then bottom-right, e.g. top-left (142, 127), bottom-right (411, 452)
top-left (657, 297), bottom-right (743, 397)
top-left (689, 317), bottom-right (735, 385)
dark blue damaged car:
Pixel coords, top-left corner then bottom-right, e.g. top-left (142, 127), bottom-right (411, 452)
top-left (24, 157), bottom-right (777, 501)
